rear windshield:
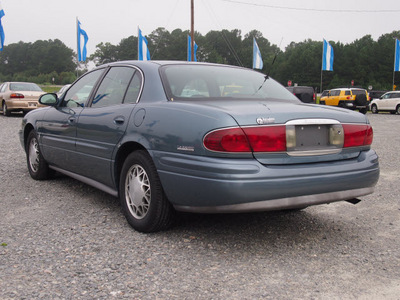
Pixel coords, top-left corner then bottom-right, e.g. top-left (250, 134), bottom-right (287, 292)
top-left (10, 83), bottom-right (43, 92)
top-left (160, 64), bottom-right (298, 101)
top-left (351, 89), bottom-right (366, 95)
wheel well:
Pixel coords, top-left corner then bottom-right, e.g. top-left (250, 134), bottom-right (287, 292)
top-left (23, 124), bottom-right (34, 149)
top-left (114, 142), bottom-right (147, 188)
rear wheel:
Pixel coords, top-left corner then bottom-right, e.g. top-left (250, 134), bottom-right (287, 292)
top-left (371, 104), bottom-right (378, 114)
top-left (26, 130), bottom-right (52, 180)
top-left (2, 102), bottom-right (11, 116)
top-left (359, 107), bottom-right (368, 114)
top-left (355, 94), bottom-right (368, 106)
top-left (119, 150), bottom-right (175, 233)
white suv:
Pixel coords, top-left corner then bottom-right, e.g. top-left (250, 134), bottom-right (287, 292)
top-left (370, 91), bottom-right (400, 114)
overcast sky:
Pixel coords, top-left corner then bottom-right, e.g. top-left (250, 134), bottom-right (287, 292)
top-left (2, 0), bottom-right (400, 57)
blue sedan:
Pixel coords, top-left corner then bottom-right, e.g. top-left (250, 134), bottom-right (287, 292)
top-left (19, 61), bottom-right (379, 232)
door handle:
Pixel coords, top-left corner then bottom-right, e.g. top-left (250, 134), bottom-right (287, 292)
top-left (68, 116), bottom-right (76, 124)
top-left (114, 116), bottom-right (125, 125)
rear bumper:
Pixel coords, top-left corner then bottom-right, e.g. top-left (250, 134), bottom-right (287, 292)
top-left (5, 99), bottom-right (43, 111)
top-left (153, 150), bottom-right (379, 213)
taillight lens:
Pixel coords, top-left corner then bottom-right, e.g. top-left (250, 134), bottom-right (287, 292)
top-left (343, 124), bottom-right (373, 147)
top-left (243, 126), bottom-right (286, 152)
top-left (204, 126), bottom-right (286, 152)
top-left (203, 127), bottom-right (251, 152)
top-left (10, 93), bottom-right (24, 99)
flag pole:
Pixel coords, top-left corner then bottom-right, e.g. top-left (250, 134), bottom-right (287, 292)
top-left (190, 0), bottom-right (194, 61)
top-left (320, 40), bottom-right (324, 94)
top-left (393, 39), bottom-right (396, 91)
top-left (76, 17), bottom-right (79, 78)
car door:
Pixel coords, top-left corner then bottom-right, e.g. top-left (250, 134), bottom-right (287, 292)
top-left (39, 69), bottom-right (105, 170)
top-left (74, 66), bottom-right (143, 187)
top-left (388, 92), bottom-right (400, 110)
top-left (379, 93), bottom-right (391, 110)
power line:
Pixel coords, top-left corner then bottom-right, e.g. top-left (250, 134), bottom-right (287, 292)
top-left (221, 0), bottom-right (400, 13)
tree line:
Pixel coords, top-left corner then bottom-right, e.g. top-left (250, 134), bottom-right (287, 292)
top-left (0, 28), bottom-right (399, 91)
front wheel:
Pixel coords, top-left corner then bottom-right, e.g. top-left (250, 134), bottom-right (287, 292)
top-left (396, 105), bottom-right (400, 115)
top-left (119, 150), bottom-right (175, 233)
top-left (26, 130), bottom-right (52, 180)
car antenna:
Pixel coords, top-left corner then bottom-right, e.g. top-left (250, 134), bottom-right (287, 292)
top-left (254, 37), bottom-right (283, 95)
top-left (265, 37), bottom-right (283, 80)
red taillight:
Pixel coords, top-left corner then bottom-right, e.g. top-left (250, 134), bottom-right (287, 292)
top-left (343, 124), bottom-right (373, 147)
top-left (243, 126), bottom-right (286, 152)
top-left (313, 93), bottom-right (316, 101)
top-left (10, 93), bottom-right (24, 99)
top-left (203, 127), bottom-right (251, 152)
top-left (204, 126), bottom-right (286, 152)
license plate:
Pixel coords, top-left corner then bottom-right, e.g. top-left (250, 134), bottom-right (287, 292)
top-left (28, 102), bottom-right (37, 107)
top-left (286, 119), bottom-right (344, 156)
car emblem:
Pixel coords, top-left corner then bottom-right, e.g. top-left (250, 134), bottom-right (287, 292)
top-left (256, 117), bottom-right (275, 125)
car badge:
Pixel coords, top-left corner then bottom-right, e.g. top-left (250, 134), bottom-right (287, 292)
top-left (256, 117), bottom-right (275, 125)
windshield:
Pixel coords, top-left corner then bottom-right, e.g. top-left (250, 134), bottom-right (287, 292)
top-left (160, 64), bottom-right (298, 101)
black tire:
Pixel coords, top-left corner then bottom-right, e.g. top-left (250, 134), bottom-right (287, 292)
top-left (355, 94), bottom-right (368, 106)
top-left (396, 105), bottom-right (400, 115)
top-left (26, 130), bottom-right (52, 180)
top-left (3, 102), bottom-right (11, 116)
top-left (119, 150), bottom-right (175, 233)
top-left (371, 104), bottom-right (378, 114)
top-left (359, 107), bottom-right (368, 114)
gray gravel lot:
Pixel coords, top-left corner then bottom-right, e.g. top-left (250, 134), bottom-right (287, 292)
top-left (0, 112), bottom-right (399, 299)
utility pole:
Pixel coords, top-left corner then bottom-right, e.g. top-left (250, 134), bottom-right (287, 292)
top-left (190, 0), bottom-right (194, 61)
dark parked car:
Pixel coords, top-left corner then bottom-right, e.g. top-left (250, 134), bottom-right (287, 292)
top-left (19, 61), bottom-right (380, 232)
top-left (286, 86), bottom-right (315, 103)
top-left (368, 90), bottom-right (387, 101)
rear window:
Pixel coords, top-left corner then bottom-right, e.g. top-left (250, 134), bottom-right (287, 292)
top-left (10, 83), bottom-right (43, 92)
top-left (160, 64), bottom-right (298, 101)
top-left (351, 89), bottom-right (366, 96)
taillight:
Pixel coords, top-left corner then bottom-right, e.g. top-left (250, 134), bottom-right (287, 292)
top-left (10, 93), bottom-right (24, 99)
top-left (204, 123), bottom-right (372, 153)
top-left (203, 127), bottom-right (251, 152)
top-left (343, 124), bottom-right (373, 147)
top-left (243, 126), bottom-right (286, 152)
top-left (204, 126), bottom-right (286, 152)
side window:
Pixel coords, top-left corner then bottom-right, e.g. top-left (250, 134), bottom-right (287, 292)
top-left (344, 91), bottom-right (351, 96)
top-left (124, 71), bottom-right (142, 104)
top-left (63, 69), bottom-right (104, 107)
top-left (0, 83), bottom-right (7, 93)
top-left (92, 67), bottom-right (135, 108)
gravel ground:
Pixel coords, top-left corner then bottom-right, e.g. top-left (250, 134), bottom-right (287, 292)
top-left (0, 112), bottom-right (399, 299)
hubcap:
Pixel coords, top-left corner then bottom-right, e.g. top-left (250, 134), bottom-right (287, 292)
top-left (125, 164), bottom-right (151, 219)
top-left (28, 137), bottom-right (40, 173)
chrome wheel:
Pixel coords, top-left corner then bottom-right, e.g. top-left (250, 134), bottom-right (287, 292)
top-left (28, 136), bottom-right (40, 173)
top-left (125, 164), bottom-right (151, 219)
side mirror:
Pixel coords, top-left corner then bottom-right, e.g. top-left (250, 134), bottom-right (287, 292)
top-left (39, 93), bottom-right (58, 106)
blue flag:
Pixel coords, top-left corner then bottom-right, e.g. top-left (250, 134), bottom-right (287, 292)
top-left (394, 39), bottom-right (400, 72)
top-left (138, 28), bottom-right (150, 61)
top-left (187, 35), bottom-right (198, 62)
top-left (77, 19), bottom-right (89, 62)
top-left (322, 39), bottom-right (334, 71)
top-left (0, 3), bottom-right (5, 51)
top-left (253, 38), bottom-right (263, 69)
